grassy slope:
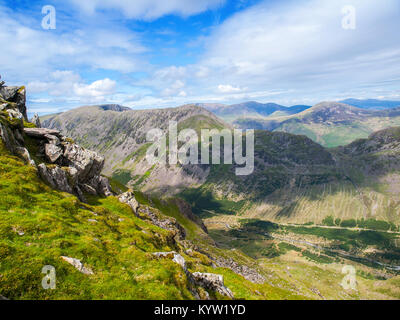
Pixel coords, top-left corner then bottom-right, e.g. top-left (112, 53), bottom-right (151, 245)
top-left (0, 138), bottom-right (306, 300)
top-left (0, 140), bottom-right (193, 299)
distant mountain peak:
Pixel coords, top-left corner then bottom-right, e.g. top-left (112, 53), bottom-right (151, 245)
top-left (98, 104), bottom-right (131, 112)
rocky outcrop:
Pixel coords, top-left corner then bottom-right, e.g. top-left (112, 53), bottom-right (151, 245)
top-left (153, 251), bottom-right (234, 299)
top-left (213, 257), bottom-right (265, 284)
top-left (60, 256), bottom-right (94, 275)
top-left (0, 79), bottom-right (112, 201)
top-left (191, 273), bottom-right (234, 299)
top-left (153, 251), bottom-right (187, 270)
top-left (31, 113), bottom-right (41, 128)
top-left (118, 191), bottom-right (140, 214)
top-left (23, 127), bottom-right (113, 201)
top-left (0, 84), bottom-right (27, 121)
top-left (38, 164), bottom-right (74, 194)
top-left (138, 206), bottom-right (186, 240)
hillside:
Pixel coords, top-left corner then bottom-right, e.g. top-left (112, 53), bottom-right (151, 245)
top-left (340, 99), bottom-right (400, 110)
top-left (1, 82), bottom-right (314, 300)
top-left (41, 102), bottom-right (400, 227)
top-left (234, 102), bottom-right (400, 147)
top-left (4, 84), bottom-right (400, 299)
top-left (198, 102), bottom-right (311, 123)
top-left (41, 104), bottom-right (229, 195)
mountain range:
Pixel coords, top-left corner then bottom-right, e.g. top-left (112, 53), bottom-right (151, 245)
top-left (41, 102), bottom-right (400, 224)
top-left (3, 85), bottom-right (400, 299)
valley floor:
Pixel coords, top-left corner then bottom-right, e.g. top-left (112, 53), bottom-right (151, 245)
top-left (203, 214), bottom-right (400, 300)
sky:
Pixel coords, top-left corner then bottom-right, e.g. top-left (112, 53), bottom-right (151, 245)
top-left (0, 0), bottom-right (400, 116)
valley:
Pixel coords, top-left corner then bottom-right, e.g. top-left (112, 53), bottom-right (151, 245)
top-left (3, 83), bottom-right (400, 299)
top-left (37, 99), bottom-right (400, 299)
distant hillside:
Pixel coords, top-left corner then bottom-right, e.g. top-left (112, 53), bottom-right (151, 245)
top-left (39, 100), bottom-right (400, 281)
top-left (198, 102), bottom-right (311, 122)
top-left (234, 102), bottom-right (400, 148)
top-left (340, 99), bottom-right (400, 110)
top-left (42, 104), bottom-right (229, 194)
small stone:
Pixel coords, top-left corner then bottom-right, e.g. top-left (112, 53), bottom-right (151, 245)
top-left (60, 256), bottom-right (94, 275)
top-left (118, 191), bottom-right (140, 214)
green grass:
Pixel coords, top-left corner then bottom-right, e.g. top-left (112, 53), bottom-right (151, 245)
top-left (283, 225), bottom-right (399, 253)
top-left (179, 188), bottom-right (246, 216)
top-left (0, 140), bottom-right (195, 299)
top-left (111, 169), bottom-right (132, 186)
top-left (0, 137), bottom-right (306, 300)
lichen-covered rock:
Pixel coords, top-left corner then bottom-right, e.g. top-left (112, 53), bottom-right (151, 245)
top-left (191, 272), bottom-right (234, 299)
top-left (37, 164), bottom-right (74, 194)
top-left (118, 191), bottom-right (140, 214)
top-left (88, 175), bottom-right (113, 197)
top-left (22, 128), bottom-right (112, 199)
top-left (138, 206), bottom-right (186, 240)
top-left (45, 143), bottom-right (63, 163)
top-left (7, 109), bottom-right (24, 121)
top-left (63, 143), bottom-right (104, 181)
top-left (0, 85), bottom-right (27, 121)
top-left (31, 113), bottom-right (41, 128)
top-left (172, 253), bottom-right (187, 270)
top-left (44, 134), bottom-right (60, 145)
top-left (60, 256), bottom-right (94, 275)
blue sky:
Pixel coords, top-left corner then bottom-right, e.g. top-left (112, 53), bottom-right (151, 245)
top-left (0, 0), bottom-right (399, 116)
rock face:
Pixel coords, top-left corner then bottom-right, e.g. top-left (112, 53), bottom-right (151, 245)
top-left (0, 79), bottom-right (112, 201)
top-left (23, 127), bottom-right (113, 201)
top-left (213, 256), bottom-right (265, 284)
top-left (138, 206), bottom-right (186, 240)
top-left (31, 113), bottom-right (41, 128)
top-left (0, 85), bottom-right (27, 121)
top-left (153, 251), bottom-right (234, 299)
top-left (192, 273), bottom-right (234, 298)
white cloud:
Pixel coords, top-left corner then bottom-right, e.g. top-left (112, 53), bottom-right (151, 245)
top-left (27, 71), bottom-right (116, 105)
top-left (0, 6), bottom-right (147, 82)
top-left (73, 78), bottom-right (116, 98)
top-left (68, 0), bottom-right (226, 20)
top-left (193, 0), bottom-right (400, 101)
top-left (217, 84), bottom-right (243, 93)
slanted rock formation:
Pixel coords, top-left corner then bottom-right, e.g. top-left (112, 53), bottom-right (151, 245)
top-left (0, 82), bottom-right (27, 121)
top-left (191, 272), bottom-right (234, 299)
top-left (0, 79), bottom-right (112, 201)
top-left (153, 251), bottom-right (234, 299)
top-left (31, 113), bottom-right (41, 128)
